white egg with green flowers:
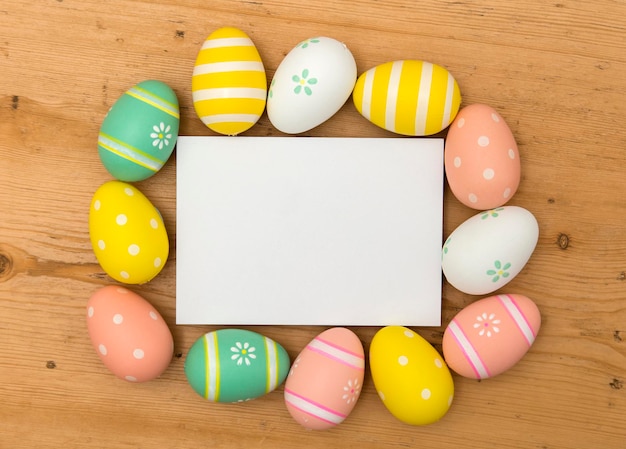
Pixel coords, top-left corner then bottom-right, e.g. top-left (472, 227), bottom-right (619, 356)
top-left (442, 206), bottom-right (539, 295)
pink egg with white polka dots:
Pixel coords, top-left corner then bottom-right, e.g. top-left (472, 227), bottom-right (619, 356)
top-left (444, 104), bottom-right (520, 210)
top-left (86, 285), bottom-right (173, 382)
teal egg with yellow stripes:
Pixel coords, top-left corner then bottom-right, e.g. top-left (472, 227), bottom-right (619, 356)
top-left (184, 329), bottom-right (290, 403)
top-left (98, 80), bottom-right (179, 182)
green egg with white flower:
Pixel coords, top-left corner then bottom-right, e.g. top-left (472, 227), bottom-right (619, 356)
top-left (184, 329), bottom-right (290, 403)
top-left (98, 80), bottom-right (179, 182)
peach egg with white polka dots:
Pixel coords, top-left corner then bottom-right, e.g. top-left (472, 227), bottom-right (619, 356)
top-left (89, 181), bottom-right (169, 284)
top-left (369, 326), bottom-right (454, 426)
top-left (444, 104), bottom-right (520, 210)
top-left (86, 285), bottom-right (174, 382)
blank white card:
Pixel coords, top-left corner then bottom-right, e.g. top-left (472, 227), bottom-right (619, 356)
top-left (176, 136), bottom-right (443, 326)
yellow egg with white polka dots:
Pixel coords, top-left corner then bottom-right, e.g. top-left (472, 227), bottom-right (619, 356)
top-left (89, 181), bottom-right (169, 284)
top-left (369, 326), bottom-right (454, 425)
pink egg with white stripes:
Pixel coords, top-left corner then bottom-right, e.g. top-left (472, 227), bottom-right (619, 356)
top-left (443, 294), bottom-right (541, 379)
top-left (284, 327), bottom-right (365, 430)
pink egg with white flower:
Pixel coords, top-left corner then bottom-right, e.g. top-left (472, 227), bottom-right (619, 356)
top-left (86, 285), bottom-right (173, 382)
top-left (444, 104), bottom-right (520, 210)
top-left (442, 293), bottom-right (541, 379)
top-left (284, 327), bottom-right (365, 430)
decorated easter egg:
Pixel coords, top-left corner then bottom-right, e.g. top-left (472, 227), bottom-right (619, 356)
top-left (442, 206), bottom-right (538, 295)
top-left (184, 329), bottom-right (290, 403)
top-left (98, 80), bottom-right (179, 182)
top-left (192, 26), bottom-right (267, 135)
top-left (370, 326), bottom-right (454, 425)
top-left (89, 181), bottom-right (169, 284)
top-left (86, 285), bottom-right (173, 382)
top-left (445, 104), bottom-right (521, 209)
top-left (267, 36), bottom-right (357, 134)
top-left (443, 294), bottom-right (541, 379)
top-left (285, 327), bottom-right (364, 430)
top-left (352, 60), bottom-right (461, 136)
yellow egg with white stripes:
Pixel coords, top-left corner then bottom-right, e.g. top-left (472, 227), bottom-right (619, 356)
top-left (353, 60), bottom-right (461, 136)
top-left (192, 27), bottom-right (267, 136)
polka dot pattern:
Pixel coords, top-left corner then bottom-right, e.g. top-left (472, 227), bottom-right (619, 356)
top-left (369, 326), bottom-right (455, 426)
top-left (89, 181), bottom-right (169, 284)
top-left (86, 285), bottom-right (174, 383)
top-left (444, 104), bottom-right (521, 210)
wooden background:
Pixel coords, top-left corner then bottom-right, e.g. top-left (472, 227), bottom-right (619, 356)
top-left (1, 0), bottom-right (625, 447)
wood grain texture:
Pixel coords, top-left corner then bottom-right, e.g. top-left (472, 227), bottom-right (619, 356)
top-left (1, 0), bottom-right (625, 447)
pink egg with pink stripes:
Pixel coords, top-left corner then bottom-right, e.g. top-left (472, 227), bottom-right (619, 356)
top-left (443, 294), bottom-right (541, 379)
top-left (284, 327), bottom-right (365, 430)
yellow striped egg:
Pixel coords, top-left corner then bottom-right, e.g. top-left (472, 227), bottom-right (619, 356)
top-left (353, 60), bottom-right (461, 136)
top-left (192, 27), bottom-right (267, 136)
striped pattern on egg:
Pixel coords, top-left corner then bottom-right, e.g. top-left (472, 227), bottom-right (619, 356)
top-left (353, 60), bottom-right (461, 136)
top-left (443, 294), bottom-right (541, 379)
top-left (192, 27), bottom-right (267, 136)
top-left (98, 80), bottom-right (179, 182)
top-left (184, 329), bottom-right (290, 403)
top-left (284, 327), bottom-right (365, 430)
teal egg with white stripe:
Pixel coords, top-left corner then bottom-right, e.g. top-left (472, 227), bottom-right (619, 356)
top-left (98, 80), bottom-right (179, 182)
top-left (184, 329), bottom-right (290, 403)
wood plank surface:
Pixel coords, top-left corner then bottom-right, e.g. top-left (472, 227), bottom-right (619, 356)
top-left (1, 0), bottom-right (625, 447)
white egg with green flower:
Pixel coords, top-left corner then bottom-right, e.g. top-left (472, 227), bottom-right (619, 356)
top-left (442, 206), bottom-right (539, 295)
top-left (267, 36), bottom-right (357, 134)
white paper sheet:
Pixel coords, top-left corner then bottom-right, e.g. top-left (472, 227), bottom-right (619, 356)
top-left (176, 136), bottom-right (443, 326)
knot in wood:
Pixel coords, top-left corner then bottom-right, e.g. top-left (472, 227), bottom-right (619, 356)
top-left (0, 251), bottom-right (12, 280)
top-left (557, 233), bottom-right (569, 250)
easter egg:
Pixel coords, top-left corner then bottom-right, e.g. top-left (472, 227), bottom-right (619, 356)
top-left (445, 104), bottom-right (521, 209)
top-left (98, 80), bottom-right (179, 182)
top-left (370, 326), bottom-right (454, 425)
top-left (353, 60), bottom-right (461, 136)
top-left (443, 294), bottom-right (541, 379)
top-left (192, 27), bottom-right (267, 136)
top-left (285, 327), bottom-right (364, 430)
top-left (184, 329), bottom-right (290, 403)
top-left (86, 285), bottom-right (173, 382)
top-left (441, 206), bottom-right (539, 295)
top-left (89, 181), bottom-right (169, 284)
top-left (267, 36), bottom-right (357, 134)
